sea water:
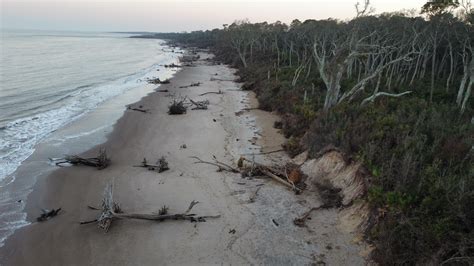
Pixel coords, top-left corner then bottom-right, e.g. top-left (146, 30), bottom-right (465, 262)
top-left (0, 29), bottom-right (181, 247)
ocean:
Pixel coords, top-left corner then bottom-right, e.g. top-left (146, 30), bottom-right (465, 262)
top-left (0, 29), bottom-right (180, 247)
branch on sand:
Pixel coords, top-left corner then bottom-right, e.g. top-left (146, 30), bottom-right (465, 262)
top-left (55, 148), bottom-right (110, 170)
top-left (189, 99), bottom-right (210, 110)
top-left (191, 155), bottom-right (240, 173)
top-left (127, 105), bottom-right (149, 113)
top-left (179, 82), bottom-right (201, 88)
top-left (80, 182), bottom-right (220, 232)
top-left (210, 77), bottom-right (234, 82)
top-left (192, 155), bottom-right (305, 194)
top-left (199, 90), bottom-right (223, 96)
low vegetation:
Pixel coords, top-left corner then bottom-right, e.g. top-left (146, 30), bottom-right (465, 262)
top-left (151, 0), bottom-right (473, 264)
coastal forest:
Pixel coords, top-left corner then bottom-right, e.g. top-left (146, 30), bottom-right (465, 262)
top-left (151, 0), bottom-right (473, 264)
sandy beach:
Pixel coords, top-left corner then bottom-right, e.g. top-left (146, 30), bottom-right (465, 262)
top-left (0, 52), bottom-right (366, 265)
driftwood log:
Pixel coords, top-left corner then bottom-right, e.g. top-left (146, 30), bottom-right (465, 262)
top-left (37, 208), bottom-right (62, 222)
top-left (179, 82), bottom-right (201, 88)
top-left (199, 90), bottom-right (223, 96)
top-left (210, 77), bottom-right (234, 82)
top-left (127, 105), bottom-right (149, 113)
top-left (81, 182), bottom-right (220, 232)
top-left (191, 156), bottom-right (240, 173)
top-left (55, 148), bottom-right (110, 169)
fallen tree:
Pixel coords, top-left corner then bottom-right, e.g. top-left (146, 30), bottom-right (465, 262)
top-left (81, 182), bottom-right (220, 232)
top-left (55, 148), bottom-right (110, 170)
top-left (192, 155), bottom-right (305, 193)
top-left (127, 105), bottom-right (149, 113)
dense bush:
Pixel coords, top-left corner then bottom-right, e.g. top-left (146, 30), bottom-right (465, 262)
top-left (153, 10), bottom-right (474, 264)
top-left (305, 98), bottom-right (473, 264)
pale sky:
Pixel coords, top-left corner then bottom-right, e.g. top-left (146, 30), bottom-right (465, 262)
top-left (1, 0), bottom-right (427, 32)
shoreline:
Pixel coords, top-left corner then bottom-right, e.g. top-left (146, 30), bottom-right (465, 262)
top-left (1, 51), bottom-right (366, 265)
top-left (0, 41), bottom-right (181, 248)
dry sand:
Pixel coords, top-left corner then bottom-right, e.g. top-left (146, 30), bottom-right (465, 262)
top-left (0, 53), bottom-right (366, 265)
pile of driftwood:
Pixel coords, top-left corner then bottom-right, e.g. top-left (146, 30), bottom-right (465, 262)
top-left (179, 82), bottom-right (201, 88)
top-left (192, 155), bottom-right (306, 193)
top-left (55, 149), bottom-right (110, 170)
top-left (134, 157), bottom-right (169, 173)
top-left (146, 77), bottom-right (170, 85)
top-left (81, 182), bottom-right (220, 232)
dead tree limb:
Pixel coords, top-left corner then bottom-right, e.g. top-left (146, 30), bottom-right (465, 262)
top-left (199, 90), bottom-right (223, 96)
top-left (190, 156), bottom-right (240, 173)
top-left (189, 99), bottom-right (210, 110)
top-left (360, 91), bottom-right (412, 105)
top-left (260, 168), bottom-right (301, 193)
top-left (179, 82), bottom-right (201, 88)
top-left (81, 183), bottom-right (220, 232)
top-left (127, 106), bottom-right (149, 113)
top-left (210, 77), bottom-right (234, 82)
top-left (55, 148), bottom-right (110, 169)
top-left (248, 187), bottom-right (262, 203)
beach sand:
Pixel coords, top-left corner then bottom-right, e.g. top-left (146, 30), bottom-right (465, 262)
top-left (0, 52), bottom-right (366, 265)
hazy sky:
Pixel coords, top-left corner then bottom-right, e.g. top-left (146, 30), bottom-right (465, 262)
top-left (1, 0), bottom-right (427, 32)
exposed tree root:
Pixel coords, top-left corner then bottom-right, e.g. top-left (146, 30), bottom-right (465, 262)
top-left (189, 99), bottom-right (210, 110)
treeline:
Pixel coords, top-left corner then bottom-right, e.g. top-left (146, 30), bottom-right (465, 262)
top-left (152, 3), bottom-right (473, 265)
